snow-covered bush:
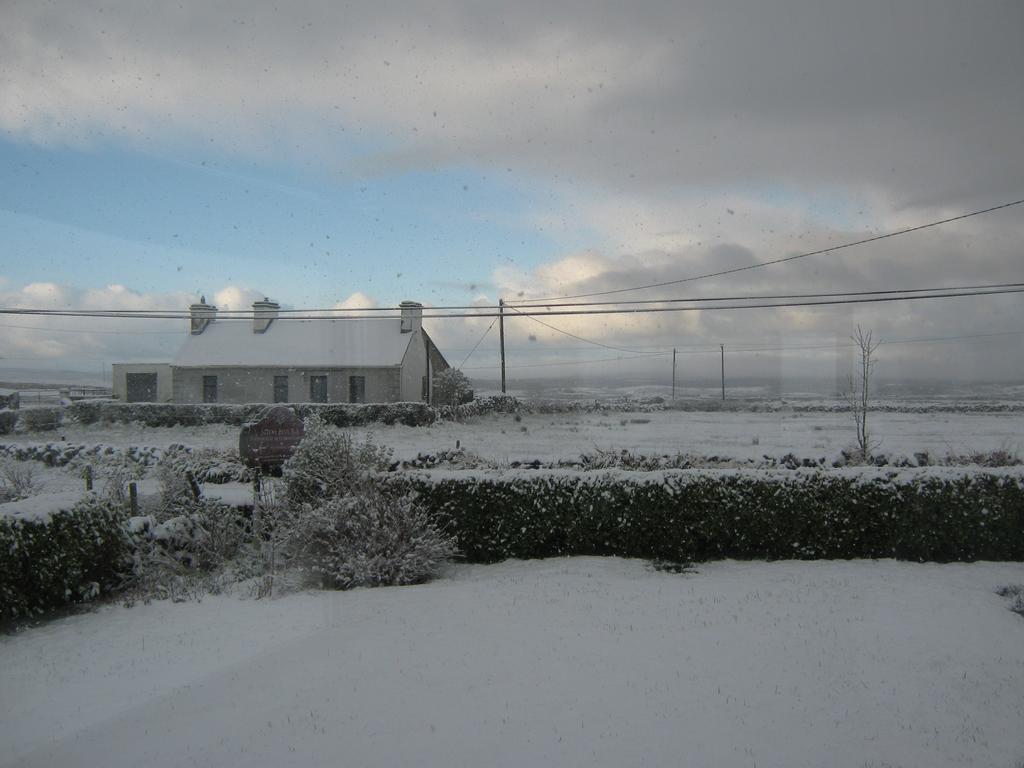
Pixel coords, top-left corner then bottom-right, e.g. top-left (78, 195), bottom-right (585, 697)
top-left (291, 489), bottom-right (456, 589)
top-left (996, 585), bottom-right (1024, 617)
top-left (19, 407), bottom-right (62, 432)
top-left (433, 368), bottom-right (474, 407)
top-left (156, 444), bottom-right (251, 487)
top-left (0, 495), bottom-right (131, 619)
top-left (123, 488), bottom-right (253, 604)
top-left (0, 410), bottom-right (17, 435)
top-left (115, 449), bottom-right (257, 603)
top-left (282, 414), bottom-right (393, 507)
top-left (0, 460), bottom-right (40, 503)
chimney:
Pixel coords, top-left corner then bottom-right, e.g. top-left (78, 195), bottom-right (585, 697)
top-left (189, 295), bottom-right (218, 335)
top-left (252, 297), bottom-right (280, 334)
top-left (399, 300), bottom-right (423, 333)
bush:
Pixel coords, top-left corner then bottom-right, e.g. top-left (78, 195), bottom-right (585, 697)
top-left (0, 495), bottom-right (131, 619)
top-left (122, 454), bottom-right (255, 603)
top-left (291, 489), bottom-right (456, 589)
top-left (19, 407), bottom-right (62, 432)
top-left (282, 413), bottom-right (393, 507)
top-left (0, 460), bottom-right (41, 503)
top-left (382, 468), bottom-right (1024, 564)
top-left (157, 444), bottom-right (251, 486)
top-left (434, 369), bottom-right (474, 407)
top-left (0, 410), bottom-right (17, 435)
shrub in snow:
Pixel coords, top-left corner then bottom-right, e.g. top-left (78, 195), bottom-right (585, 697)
top-left (124, 492), bottom-right (253, 603)
top-left (0, 460), bottom-right (40, 503)
top-left (282, 414), bottom-right (393, 507)
top-left (433, 368), bottom-right (474, 407)
top-left (291, 488), bottom-right (456, 589)
top-left (18, 407), bottom-right (62, 432)
top-left (0, 495), bottom-right (131, 618)
top-left (0, 410), bottom-right (17, 435)
top-left (156, 444), bottom-right (251, 488)
top-left (996, 585), bottom-right (1024, 617)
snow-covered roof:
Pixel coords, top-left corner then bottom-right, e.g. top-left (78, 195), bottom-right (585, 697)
top-left (172, 318), bottom-right (414, 368)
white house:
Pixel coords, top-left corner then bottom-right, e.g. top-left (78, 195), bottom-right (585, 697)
top-left (112, 298), bottom-right (450, 404)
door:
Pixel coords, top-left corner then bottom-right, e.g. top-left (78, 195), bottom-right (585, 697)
top-left (125, 372), bottom-right (158, 402)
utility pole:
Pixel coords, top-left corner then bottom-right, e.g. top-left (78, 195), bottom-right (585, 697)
top-left (720, 344), bottom-right (725, 401)
top-left (498, 298), bottom-right (506, 394)
top-left (671, 347), bottom-right (677, 401)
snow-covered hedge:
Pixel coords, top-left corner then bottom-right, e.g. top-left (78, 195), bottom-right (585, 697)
top-left (0, 443), bottom-right (251, 482)
top-left (383, 467), bottom-right (1024, 564)
top-left (0, 495), bottom-right (130, 618)
top-left (0, 442), bottom-right (164, 469)
top-left (68, 400), bottom-right (436, 427)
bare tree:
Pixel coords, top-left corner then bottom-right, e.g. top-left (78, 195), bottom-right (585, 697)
top-left (843, 326), bottom-right (881, 462)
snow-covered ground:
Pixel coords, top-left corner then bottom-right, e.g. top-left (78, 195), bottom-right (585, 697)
top-left (2, 557), bottom-right (1022, 768)
top-left (5, 409), bottom-right (1024, 466)
top-left (360, 410), bottom-right (1024, 464)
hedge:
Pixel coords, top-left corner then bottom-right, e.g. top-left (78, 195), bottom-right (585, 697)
top-left (382, 467), bottom-right (1024, 564)
top-left (0, 495), bottom-right (131, 619)
top-left (68, 400), bottom-right (436, 428)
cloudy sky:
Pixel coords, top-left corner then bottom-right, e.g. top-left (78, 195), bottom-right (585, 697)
top-left (1, 0), bottom-right (1022, 386)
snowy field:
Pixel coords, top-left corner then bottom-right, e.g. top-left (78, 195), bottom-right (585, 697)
top-left (2, 557), bottom-right (1022, 768)
top-left (5, 409), bottom-right (1023, 466)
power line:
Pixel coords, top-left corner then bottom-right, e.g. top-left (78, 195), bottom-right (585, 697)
top-left (463, 351), bottom-right (669, 371)
top-left (510, 198), bottom-right (1024, 303)
top-left (8, 277), bottom-right (1022, 321)
top-left (458, 328), bottom-right (1024, 371)
top-left (0, 322), bottom-right (183, 335)
top-left (500, 281), bottom-right (1024, 309)
top-left (503, 303), bottom-right (671, 354)
top-left (458, 317), bottom-right (498, 369)
top-left (8, 285), bottom-right (1021, 321)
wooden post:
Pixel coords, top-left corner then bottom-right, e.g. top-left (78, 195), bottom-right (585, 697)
top-left (129, 482), bottom-right (138, 515)
top-left (498, 298), bottom-right (507, 394)
top-left (720, 344), bottom-right (726, 401)
top-left (84, 465), bottom-right (93, 492)
top-left (186, 471), bottom-right (201, 500)
top-left (671, 348), bottom-right (677, 401)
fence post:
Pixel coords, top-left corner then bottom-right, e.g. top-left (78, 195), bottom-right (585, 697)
top-left (84, 465), bottom-right (93, 491)
top-left (129, 482), bottom-right (138, 515)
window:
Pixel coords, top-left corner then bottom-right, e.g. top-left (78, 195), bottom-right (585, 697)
top-left (273, 375), bottom-right (289, 403)
top-left (349, 375), bottom-right (365, 403)
top-left (202, 375), bottom-right (217, 403)
top-left (125, 372), bottom-right (157, 403)
top-left (309, 375), bottom-right (328, 403)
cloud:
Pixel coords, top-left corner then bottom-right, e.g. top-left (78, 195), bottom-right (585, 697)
top-left (2, 1), bottom-right (1020, 206)
top-left (333, 292), bottom-right (379, 310)
top-left (2, 1), bottom-right (1022, 382)
top-left (213, 286), bottom-right (266, 311)
top-left (482, 196), bottom-right (1024, 380)
top-left (0, 281), bottom-right (269, 367)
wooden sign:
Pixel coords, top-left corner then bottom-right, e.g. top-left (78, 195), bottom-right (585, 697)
top-left (239, 406), bottom-right (304, 470)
